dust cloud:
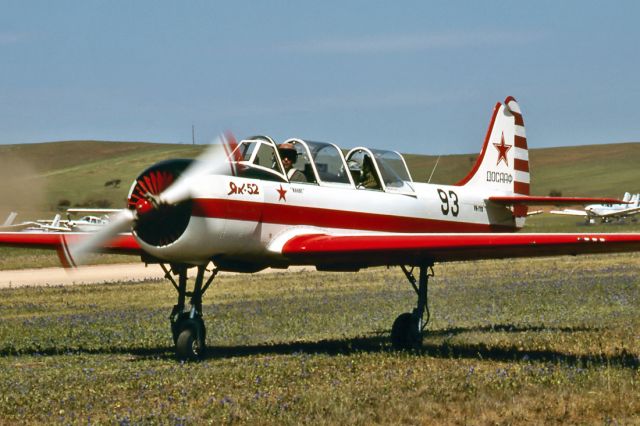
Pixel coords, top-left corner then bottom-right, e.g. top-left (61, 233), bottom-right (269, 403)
top-left (0, 155), bottom-right (47, 221)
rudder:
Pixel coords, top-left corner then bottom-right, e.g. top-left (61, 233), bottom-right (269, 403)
top-left (456, 96), bottom-right (530, 199)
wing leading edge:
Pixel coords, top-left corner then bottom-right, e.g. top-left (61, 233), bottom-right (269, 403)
top-left (0, 232), bottom-right (141, 261)
top-left (280, 232), bottom-right (640, 267)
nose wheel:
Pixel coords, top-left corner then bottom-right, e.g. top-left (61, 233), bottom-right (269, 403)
top-left (391, 264), bottom-right (433, 350)
top-left (162, 263), bottom-right (218, 361)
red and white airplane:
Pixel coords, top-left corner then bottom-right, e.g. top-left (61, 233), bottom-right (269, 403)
top-left (2, 96), bottom-right (640, 360)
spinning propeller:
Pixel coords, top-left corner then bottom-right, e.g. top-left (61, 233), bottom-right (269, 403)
top-left (63, 133), bottom-right (237, 266)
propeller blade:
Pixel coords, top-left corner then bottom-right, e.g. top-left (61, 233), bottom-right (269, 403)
top-left (63, 132), bottom-right (237, 267)
top-left (63, 209), bottom-right (136, 267)
top-left (159, 132), bottom-right (237, 206)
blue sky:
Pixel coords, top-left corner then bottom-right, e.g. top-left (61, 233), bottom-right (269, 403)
top-left (1, 1), bottom-right (639, 154)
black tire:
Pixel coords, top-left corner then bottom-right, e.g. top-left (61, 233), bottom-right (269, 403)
top-left (172, 314), bottom-right (206, 346)
top-left (391, 312), bottom-right (422, 350)
top-left (176, 327), bottom-right (204, 361)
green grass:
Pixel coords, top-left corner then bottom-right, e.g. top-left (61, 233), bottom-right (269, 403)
top-left (1, 254), bottom-right (639, 423)
top-left (0, 141), bottom-right (204, 219)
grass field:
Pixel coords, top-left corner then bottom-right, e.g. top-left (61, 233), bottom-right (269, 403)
top-left (0, 141), bottom-right (639, 423)
top-left (0, 253), bottom-right (638, 424)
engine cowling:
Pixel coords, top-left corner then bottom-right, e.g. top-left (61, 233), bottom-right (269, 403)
top-left (127, 159), bottom-right (193, 247)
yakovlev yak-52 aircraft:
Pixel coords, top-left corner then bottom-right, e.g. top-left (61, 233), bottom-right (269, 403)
top-left (2, 96), bottom-right (640, 360)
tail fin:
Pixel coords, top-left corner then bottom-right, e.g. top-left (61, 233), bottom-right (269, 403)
top-left (51, 214), bottom-right (61, 228)
top-left (456, 97), bottom-right (529, 219)
top-left (623, 192), bottom-right (632, 202)
top-left (456, 96), bottom-right (529, 196)
top-left (2, 212), bottom-right (17, 227)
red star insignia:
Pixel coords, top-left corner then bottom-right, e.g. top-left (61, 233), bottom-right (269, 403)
top-left (494, 133), bottom-right (512, 166)
top-left (276, 184), bottom-right (287, 202)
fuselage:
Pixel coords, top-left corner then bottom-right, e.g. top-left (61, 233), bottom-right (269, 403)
top-left (586, 204), bottom-right (633, 218)
top-left (137, 174), bottom-right (518, 268)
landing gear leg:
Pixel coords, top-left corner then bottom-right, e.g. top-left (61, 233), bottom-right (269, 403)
top-left (163, 263), bottom-right (219, 361)
top-left (391, 264), bottom-right (434, 350)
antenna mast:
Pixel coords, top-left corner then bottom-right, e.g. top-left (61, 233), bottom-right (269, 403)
top-left (427, 156), bottom-right (441, 183)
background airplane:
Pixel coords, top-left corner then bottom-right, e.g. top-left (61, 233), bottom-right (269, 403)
top-left (550, 192), bottom-right (640, 224)
top-left (1, 97), bottom-right (640, 361)
top-left (0, 212), bottom-right (63, 232)
top-left (0, 209), bottom-right (116, 232)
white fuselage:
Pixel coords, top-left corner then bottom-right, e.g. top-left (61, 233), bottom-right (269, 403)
top-left (137, 175), bottom-right (517, 266)
top-left (586, 204), bottom-right (636, 218)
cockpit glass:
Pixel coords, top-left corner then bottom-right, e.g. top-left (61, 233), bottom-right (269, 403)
top-left (235, 140), bottom-right (283, 174)
top-left (370, 149), bottom-right (413, 189)
top-left (229, 139), bottom-right (287, 182)
top-left (238, 141), bottom-right (256, 161)
top-left (305, 141), bottom-right (350, 184)
top-left (288, 141), bottom-right (316, 183)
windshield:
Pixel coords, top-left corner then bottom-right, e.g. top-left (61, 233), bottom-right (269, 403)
top-left (230, 138), bottom-right (287, 182)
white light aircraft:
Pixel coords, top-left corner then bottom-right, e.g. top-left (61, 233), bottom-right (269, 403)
top-left (0, 209), bottom-right (116, 232)
top-left (550, 192), bottom-right (640, 224)
top-left (0, 212), bottom-right (64, 232)
top-left (64, 208), bottom-right (118, 232)
top-left (2, 96), bottom-right (640, 361)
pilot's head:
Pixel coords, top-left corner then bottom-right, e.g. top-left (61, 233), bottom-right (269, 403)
top-left (278, 143), bottom-right (298, 171)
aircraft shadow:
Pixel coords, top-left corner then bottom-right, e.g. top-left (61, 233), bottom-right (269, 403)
top-left (204, 323), bottom-right (638, 370)
top-left (0, 323), bottom-right (636, 369)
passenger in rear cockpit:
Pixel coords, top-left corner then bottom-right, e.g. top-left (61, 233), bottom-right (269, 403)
top-left (358, 155), bottom-right (381, 190)
top-left (278, 143), bottom-right (307, 182)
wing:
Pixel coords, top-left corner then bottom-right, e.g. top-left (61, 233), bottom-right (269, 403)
top-left (549, 209), bottom-right (589, 217)
top-left (277, 232), bottom-right (640, 268)
top-left (0, 222), bottom-right (41, 232)
top-left (0, 232), bottom-right (142, 264)
top-left (488, 195), bottom-right (626, 206)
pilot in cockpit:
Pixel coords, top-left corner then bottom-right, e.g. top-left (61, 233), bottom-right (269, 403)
top-left (357, 155), bottom-right (382, 190)
top-left (278, 143), bottom-right (307, 182)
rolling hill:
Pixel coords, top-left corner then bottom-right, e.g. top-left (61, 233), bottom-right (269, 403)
top-left (0, 140), bottom-right (638, 220)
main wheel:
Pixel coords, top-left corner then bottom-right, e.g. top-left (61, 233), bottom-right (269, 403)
top-left (176, 326), bottom-right (205, 361)
top-left (391, 312), bottom-right (422, 350)
top-left (171, 313), bottom-right (206, 345)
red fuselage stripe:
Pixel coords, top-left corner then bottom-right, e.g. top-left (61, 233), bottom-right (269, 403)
top-left (191, 199), bottom-right (515, 233)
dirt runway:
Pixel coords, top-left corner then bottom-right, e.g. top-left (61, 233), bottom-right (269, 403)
top-left (0, 263), bottom-right (314, 289)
